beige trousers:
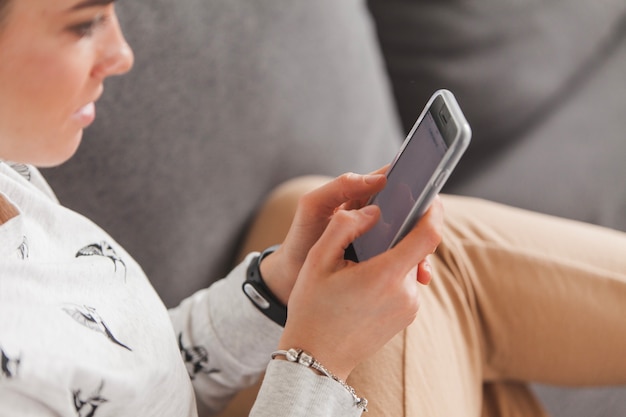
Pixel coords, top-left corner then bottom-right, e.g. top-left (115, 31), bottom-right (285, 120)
top-left (220, 180), bottom-right (626, 417)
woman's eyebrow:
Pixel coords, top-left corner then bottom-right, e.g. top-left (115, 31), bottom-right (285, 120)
top-left (70, 0), bottom-right (116, 11)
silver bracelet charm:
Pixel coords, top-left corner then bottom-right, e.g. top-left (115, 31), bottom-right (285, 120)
top-left (271, 348), bottom-right (368, 412)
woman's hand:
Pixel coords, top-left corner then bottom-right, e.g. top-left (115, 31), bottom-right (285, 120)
top-left (258, 169), bottom-right (443, 379)
top-left (278, 196), bottom-right (443, 380)
top-left (260, 170), bottom-right (387, 304)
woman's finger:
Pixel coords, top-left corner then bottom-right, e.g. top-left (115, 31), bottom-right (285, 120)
top-left (306, 204), bottom-right (381, 271)
top-left (416, 258), bottom-right (433, 285)
top-left (297, 172), bottom-right (386, 220)
top-left (370, 196), bottom-right (444, 279)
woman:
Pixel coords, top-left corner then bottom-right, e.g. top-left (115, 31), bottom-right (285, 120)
top-left (1, 1), bottom-right (625, 417)
top-left (0, 1), bottom-right (440, 416)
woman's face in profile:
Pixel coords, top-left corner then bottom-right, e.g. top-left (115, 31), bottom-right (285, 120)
top-left (0, 0), bottom-right (133, 167)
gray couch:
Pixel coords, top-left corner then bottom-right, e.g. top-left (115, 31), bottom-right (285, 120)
top-left (42, 0), bottom-right (626, 415)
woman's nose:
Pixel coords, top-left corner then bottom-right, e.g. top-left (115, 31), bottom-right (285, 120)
top-left (92, 14), bottom-right (134, 79)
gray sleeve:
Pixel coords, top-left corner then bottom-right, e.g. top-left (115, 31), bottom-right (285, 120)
top-left (168, 253), bottom-right (283, 414)
top-left (251, 360), bottom-right (363, 417)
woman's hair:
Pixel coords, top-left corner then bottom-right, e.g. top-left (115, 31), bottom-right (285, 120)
top-left (0, 0), bottom-right (11, 28)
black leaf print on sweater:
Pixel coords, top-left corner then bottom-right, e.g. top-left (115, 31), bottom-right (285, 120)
top-left (76, 241), bottom-right (127, 279)
top-left (178, 333), bottom-right (220, 379)
top-left (63, 304), bottom-right (132, 351)
top-left (1, 347), bottom-right (21, 379)
top-left (6, 162), bottom-right (31, 182)
top-left (73, 380), bottom-right (108, 417)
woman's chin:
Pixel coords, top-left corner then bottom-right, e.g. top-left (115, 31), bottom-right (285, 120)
top-left (35, 130), bottom-right (84, 168)
top-left (0, 127), bottom-right (84, 168)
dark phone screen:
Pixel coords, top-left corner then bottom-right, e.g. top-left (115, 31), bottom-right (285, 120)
top-left (352, 109), bottom-right (449, 261)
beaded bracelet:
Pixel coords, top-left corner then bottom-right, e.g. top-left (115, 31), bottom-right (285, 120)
top-left (271, 348), bottom-right (368, 412)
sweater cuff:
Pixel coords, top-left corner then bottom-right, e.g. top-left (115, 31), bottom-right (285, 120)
top-left (207, 253), bottom-right (283, 372)
top-left (251, 360), bottom-right (363, 417)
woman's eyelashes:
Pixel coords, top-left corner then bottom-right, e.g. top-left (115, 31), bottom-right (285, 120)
top-left (67, 13), bottom-right (109, 38)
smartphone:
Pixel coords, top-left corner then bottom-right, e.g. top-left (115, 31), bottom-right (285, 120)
top-left (344, 89), bottom-right (471, 262)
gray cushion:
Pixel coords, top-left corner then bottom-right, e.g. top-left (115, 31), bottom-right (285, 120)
top-left (43, 0), bottom-right (401, 307)
top-left (445, 37), bottom-right (626, 231)
top-left (368, 0), bottom-right (626, 207)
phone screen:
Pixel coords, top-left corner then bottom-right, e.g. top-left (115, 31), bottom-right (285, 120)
top-left (352, 108), bottom-right (449, 261)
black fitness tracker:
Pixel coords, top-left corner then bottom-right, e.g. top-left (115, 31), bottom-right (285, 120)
top-left (242, 244), bottom-right (287, 327)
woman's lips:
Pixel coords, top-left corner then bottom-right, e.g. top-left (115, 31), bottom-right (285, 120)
top-left (72, 102), bottom-right (96, 127)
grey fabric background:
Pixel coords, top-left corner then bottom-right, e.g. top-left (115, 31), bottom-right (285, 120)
top-left (368, 0), bottom-right (626, 232)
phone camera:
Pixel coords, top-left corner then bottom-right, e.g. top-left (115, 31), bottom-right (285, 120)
top-left (439, 108), bottom-right (449, 125)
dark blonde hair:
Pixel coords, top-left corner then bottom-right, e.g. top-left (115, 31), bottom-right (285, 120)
top-left (0, 0), bottom-right (10, 27)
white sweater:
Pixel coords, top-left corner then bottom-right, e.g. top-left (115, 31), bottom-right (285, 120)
top-left (0, 162), bottom-right (361, 417)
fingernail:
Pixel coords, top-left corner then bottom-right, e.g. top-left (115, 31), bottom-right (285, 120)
top-left (361, 205), bottom-right (378, 216)
top-left (364, 174), bottom-right (384, 184)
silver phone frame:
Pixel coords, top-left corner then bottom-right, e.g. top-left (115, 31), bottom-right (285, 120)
top-left (353, 89), bottom-right (472, 260)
